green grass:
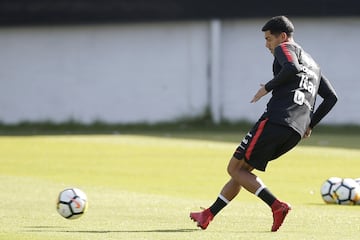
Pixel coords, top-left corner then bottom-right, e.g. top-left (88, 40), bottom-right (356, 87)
top-left (0, 133), bottom-right (359, 240)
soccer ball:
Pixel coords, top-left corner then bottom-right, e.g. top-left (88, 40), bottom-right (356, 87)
top-left (57, 188), bottom-right (88, 219)
top-left (320, 177), bottom-right (342, 204)
top-left (333, 178), bottom-right (360, 205)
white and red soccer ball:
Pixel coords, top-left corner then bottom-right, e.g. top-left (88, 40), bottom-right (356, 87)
top-left (57, 188), bottom-right (88, 219)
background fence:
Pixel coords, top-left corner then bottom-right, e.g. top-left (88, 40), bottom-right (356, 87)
top-left (0, 18), bottom-right (358, 125)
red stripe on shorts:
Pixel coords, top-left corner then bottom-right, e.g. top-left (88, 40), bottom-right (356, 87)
top-left (245, 118), bottom-right (268, 160)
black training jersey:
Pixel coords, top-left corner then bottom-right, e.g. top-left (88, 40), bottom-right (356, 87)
top-left (264, 42), bottom-right (337, 136)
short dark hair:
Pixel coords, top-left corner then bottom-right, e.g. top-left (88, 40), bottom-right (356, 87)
top-left (261, 16), bottom-right (294, 37)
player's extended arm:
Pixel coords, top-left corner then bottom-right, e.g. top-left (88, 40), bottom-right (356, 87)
top-left (250, 62), bottom-right (297, 103)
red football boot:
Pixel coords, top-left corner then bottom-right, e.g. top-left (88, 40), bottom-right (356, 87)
top-left (271, 201), bottom-right (291, 232)
top-left (190, 208), bottom-right (214, 230)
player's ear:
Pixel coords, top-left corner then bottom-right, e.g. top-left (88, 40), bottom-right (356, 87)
top-left (280, 32), bottom-right (288, 42)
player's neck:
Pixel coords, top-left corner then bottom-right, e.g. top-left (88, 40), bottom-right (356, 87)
top-left (283, 37), bottom-right (294, 43)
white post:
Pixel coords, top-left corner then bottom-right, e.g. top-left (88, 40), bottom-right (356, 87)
top-left (209, 19), bottom-right (222, 124)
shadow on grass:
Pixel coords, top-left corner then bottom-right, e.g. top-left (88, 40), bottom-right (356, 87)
top-left (23, 226), bottom-right (198, 233)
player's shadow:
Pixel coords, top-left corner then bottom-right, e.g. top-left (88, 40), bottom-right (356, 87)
top-left (23, 226), bottom-right (273, 234)
top-left (23, 226), bottom-right (198, 233)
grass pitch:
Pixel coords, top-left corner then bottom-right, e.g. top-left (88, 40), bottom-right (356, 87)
top-left (0, 133), bottom-right (359, 240)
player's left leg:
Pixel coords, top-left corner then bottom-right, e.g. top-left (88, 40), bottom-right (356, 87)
top-left (227, 156), bottom-right (291, 232)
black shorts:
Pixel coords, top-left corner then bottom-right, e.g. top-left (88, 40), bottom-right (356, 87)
top-left (233, 117), bottom-right (301, 171)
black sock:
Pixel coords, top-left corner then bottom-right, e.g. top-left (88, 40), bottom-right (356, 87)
top-left (257, 188), bottom-right (276, 207)
top-left (209, 195), bottom-right (229, 216)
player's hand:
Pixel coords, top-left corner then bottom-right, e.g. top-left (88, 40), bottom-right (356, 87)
top-left (303, 127), bottom-right (312, 138)
top-left (251, 84), bottom-right (268, 103)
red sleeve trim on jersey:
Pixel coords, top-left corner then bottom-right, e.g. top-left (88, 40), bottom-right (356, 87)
top-left (280, 43), bottom-right (293, 62)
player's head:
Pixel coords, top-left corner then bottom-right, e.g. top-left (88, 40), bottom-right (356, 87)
top-left (262, 16), bottom-right (294, 55)
top-left (262, 16), bottom-right (294, 37)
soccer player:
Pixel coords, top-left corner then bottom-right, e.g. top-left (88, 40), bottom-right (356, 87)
top-left (190, 16), bottom-right (338, 232)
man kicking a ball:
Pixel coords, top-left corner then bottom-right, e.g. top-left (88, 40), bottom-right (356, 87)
top-left (190, 15), bottom-right (338, 232)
